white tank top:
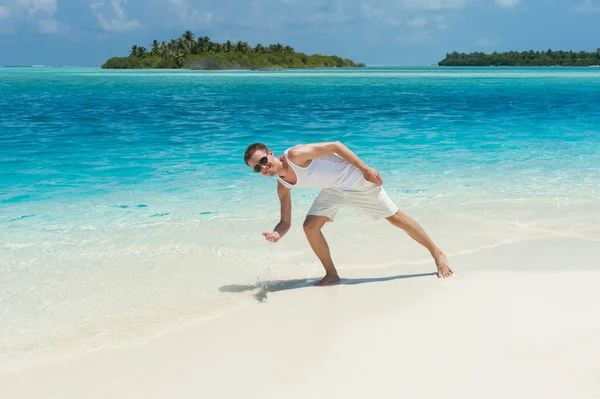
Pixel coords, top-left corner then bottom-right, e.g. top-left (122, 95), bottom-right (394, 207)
top-left (276, 148), bottom-right (363, 190)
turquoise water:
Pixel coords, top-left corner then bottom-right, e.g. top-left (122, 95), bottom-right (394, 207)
top-left (1, 66), bottom-right (600, 369)
top-left (2, 67), bottom-right (600, 212)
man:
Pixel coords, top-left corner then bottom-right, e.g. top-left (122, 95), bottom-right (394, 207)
top-left (244, 141), bottom-right (453, 286)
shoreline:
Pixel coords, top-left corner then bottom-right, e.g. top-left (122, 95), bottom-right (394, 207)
top-left (0, 227), bottom-right (592, 371)
top-left (2, 235), bottom-right (599, 398)
top-left (1, 213), bottom-right (599, 374)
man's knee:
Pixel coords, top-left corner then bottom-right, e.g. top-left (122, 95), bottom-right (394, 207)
top-left (303, 216), bottom-right (325, 235)
top-left (387, 211), bottom-right (408, 229)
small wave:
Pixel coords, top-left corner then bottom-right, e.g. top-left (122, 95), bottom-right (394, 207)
top-left (115, 204), bottom-right (148, 209)
top-left (149, 213), bottom-right (170, 218)
top-left (8, 214), bottom-right (35, 222)
top-left (1, 195), bottom-right (33, 204)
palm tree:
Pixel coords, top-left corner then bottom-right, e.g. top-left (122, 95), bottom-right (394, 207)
top-left (196, 36), bottom-right (212, 54)
top-left (165, 41), bottom-right (174, 58)
top-left (136, 47), bottom-right (147, 58)
top-left (224, 40), bottom-right (232, 52)
top-left (235, 41), bottom-right (251, 53)
top-left (150, 40), bottom-right (159, 56)
top-left (202, 36), bottom-right (211, 53)
top-left (267, 43), bottom-right (284, 53)
top-left (182, 30), bottom-right (195, 52)
top-left (130, 45), bottom-right (138, 57)
top-left (175, 37), bottom-right (187, 55)
top-left (158, 41), bottom-right (168, 58)
top-left (196, 37), bottom-right (205, 54)
top-left (175, 49), bottom-right (186, 68)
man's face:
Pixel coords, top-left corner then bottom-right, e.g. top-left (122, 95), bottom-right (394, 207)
top-left (248, 150), bottom-right (276, 177)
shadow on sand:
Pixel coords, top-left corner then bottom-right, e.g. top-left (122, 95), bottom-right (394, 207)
top-left (219, 272), bottom-right (436, 302)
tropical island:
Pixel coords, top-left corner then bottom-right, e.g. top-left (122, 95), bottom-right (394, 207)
top-left (101, 31), bottom-right (365, 70)
top-left (438, 49), bottom-right (600, 66)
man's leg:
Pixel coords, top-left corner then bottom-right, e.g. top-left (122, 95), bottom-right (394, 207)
top-left (303, 215), bottom-right (341, 286)
top-left (386, 210), bottom-right (454, 278)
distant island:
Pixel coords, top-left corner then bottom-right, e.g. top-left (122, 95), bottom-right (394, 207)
top-left (101, 31), bottom-right (365, 70)
top-left (438, 49), bottom-right (600, 67)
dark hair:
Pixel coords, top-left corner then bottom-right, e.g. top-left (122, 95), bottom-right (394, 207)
top-left (244, 143), bottom-right (269, 165)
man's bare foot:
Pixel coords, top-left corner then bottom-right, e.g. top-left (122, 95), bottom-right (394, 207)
top-left (434, 253), bottom-right (453, 278)
top-left (317, 274), bottom-right (341, 286)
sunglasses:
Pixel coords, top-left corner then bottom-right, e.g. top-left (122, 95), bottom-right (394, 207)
top-left (253, 156), bottom-right (268, 173)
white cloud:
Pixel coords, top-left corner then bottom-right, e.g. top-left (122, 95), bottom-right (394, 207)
top-left (409, 29), bottom-right (433, 43)
top-left (432, 15), bottom-right (448, 29)
top-left (308, 2), bottom-right (350, 24)
top-left (2, 0), bottom-right (66, 34)
top-left (572, 0), bottom-right (600, 13)
top-left (384, 17), bottom-right (400, 26)
top-left (167, 0), bottom-right (213, 28)
top-left (0, 5), bottom-right (11, 19)
top-left (91, 0), bottom-right (141, 32)
top-left (28, 0), bottom-right (57, 15)
top-left (397, 29), bottom-right (433, 44)
top-left (494, 0), bottom-right (520, 8)
top-left (402, 0), bottom-right (466, 10)
top-left (395, 7), bottom-right (453, 44)
top-left (362, 3), bottom-right (400, 26)
top-left (477, 37), bottom-right (501, 47)
top-left (251, 2), bottom-right (262, 15)
top-left (361, 2), bottom-right (385, 18)
top-left (477, 38), bottom-right (492, 47)
top-left (8, 0), bottom-right (57, 16)
top-left (38, 18), bottom-right (66, 33)
top-left (407, 17), bottom-right (427, 27)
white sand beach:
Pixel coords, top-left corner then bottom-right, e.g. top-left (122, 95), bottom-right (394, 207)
top-left (1, 236), bottom-right (599, 398)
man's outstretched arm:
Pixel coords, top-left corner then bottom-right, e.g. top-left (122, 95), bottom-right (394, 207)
top-left (263, 181), bottom-right (292, 243)
top-left (289, 142), bottom-right (383, 185)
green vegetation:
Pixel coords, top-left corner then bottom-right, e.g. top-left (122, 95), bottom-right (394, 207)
top-left (101, 31), bottom-right (365, 70)
top-left (438, 49), bottom-right (600, 66)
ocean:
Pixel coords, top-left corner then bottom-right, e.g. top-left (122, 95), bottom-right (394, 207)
top-left (1, 66), bottom-right (599, 370)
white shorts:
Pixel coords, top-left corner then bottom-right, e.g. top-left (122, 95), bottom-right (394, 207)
top-left (307, 178), bottom-right (399, 221)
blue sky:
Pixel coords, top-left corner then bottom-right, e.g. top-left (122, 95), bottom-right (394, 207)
top-left (0, 0), bottom-right (599, 66)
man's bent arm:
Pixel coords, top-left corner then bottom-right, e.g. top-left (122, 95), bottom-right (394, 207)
top-left (273, 182), bottom-right (292, 237)
top-left (288, 142), bottom-right (369, 172)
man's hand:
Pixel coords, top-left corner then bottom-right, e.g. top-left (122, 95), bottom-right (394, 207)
top-left (362, 167), bottom-right (383, 186)
top-left (262, 231), bottom-right (281, 243)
